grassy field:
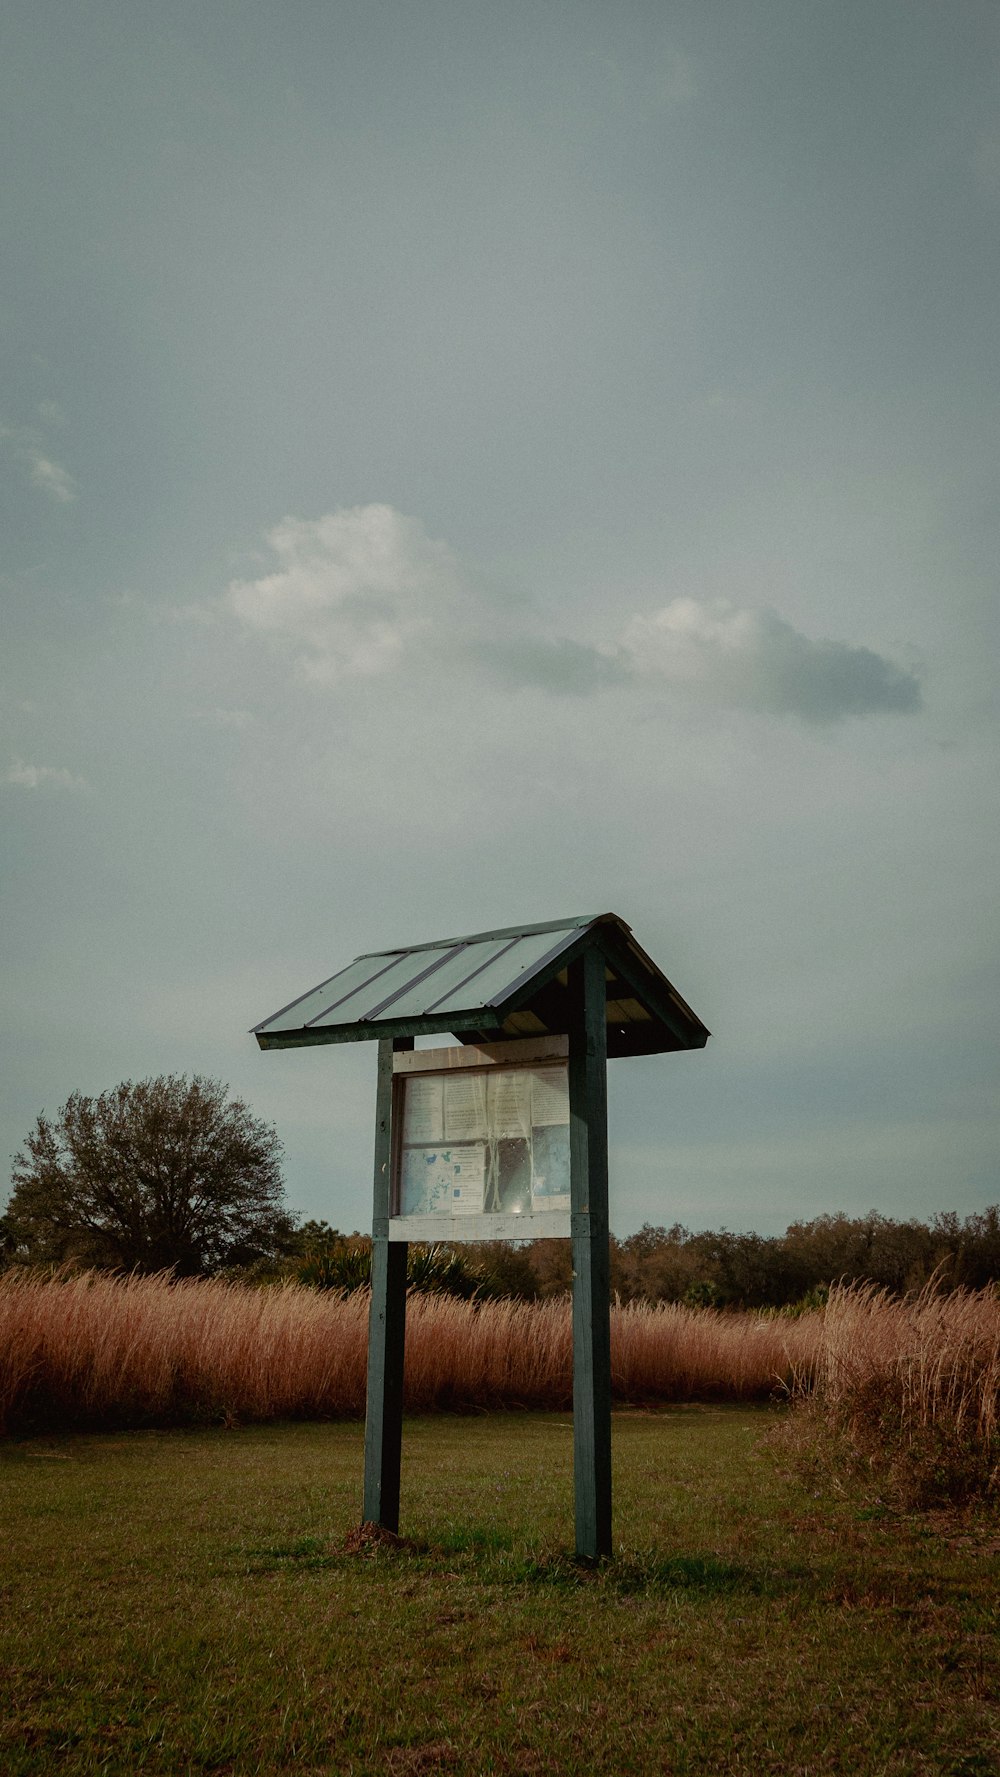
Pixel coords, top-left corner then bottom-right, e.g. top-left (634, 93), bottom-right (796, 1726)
top-left (3, 1407), bottom-right (999, 1775)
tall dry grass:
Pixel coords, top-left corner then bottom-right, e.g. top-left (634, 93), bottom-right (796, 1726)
top-left (0, 1270), bottom-right (821, 1434)
top-left (785, 1279), bottom-right (1000, 1505)
top-left (5, 1271), bottom-right (997, 1506)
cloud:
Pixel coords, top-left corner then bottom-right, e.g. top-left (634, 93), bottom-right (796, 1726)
top-left (226, 504), bottom-right (458, 682)
top-left (475, 634), bottom-right (630, 695)
top-left (26, 451), bottom-right (77, 503)
top-left (479, 601), bottom-right (919, 721)
top-left (226, 504), bottom-right (922, 724)
top-left (1, 419), bottom-right (77, 504)
top-left (5, 758), bottom-right (89, 791)
top-left (622, 599), bottom-right (922, 723)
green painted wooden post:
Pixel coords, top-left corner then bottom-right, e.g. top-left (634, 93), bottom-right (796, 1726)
top-left (568, 945), bottom-right (612, 1560)
top-left (362, 1035), bottom-right (412, 1530)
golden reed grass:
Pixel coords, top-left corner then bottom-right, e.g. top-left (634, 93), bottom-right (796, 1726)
top-left (787, 1279), bottom-right (1000, 1504)
top-left (0, 1271), bottom-right (822, 1434)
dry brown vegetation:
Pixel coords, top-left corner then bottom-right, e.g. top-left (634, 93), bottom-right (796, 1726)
top-left (4, 1271), bottom-right (998, 1507)
top-left (0, 1269), bottom-right (821, 1434)
top-left (783, 1278), bottom-right (1000, 1505)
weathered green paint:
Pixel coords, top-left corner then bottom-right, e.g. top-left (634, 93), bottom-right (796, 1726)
top-left (568, 946), bottom-right (612, 1561)
top-left (598, 926), bottom-right (706, 1051)
top-left (362, 1036), bottom-right (412, 1529)
top-left (257, 1010), bottom-right (499, 1051)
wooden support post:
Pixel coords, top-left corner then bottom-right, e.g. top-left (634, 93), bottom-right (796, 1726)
top-left (568, 945), bottom-right (612, 1560)
top-left (362, 1035), bottom-right (412, 1530)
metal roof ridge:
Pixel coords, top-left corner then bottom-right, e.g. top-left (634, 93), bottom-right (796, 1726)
top-left (351, 913), bottom-right (616, 960)
top-left (483, 925), bottom-right (595, 1011)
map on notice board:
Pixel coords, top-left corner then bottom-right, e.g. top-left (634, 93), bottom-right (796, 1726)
top-left (399, 1143), bottom-right (486, 1216)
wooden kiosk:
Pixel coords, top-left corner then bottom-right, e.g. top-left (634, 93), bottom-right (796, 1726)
top-left (254, 912), bottom-right (709, 1559)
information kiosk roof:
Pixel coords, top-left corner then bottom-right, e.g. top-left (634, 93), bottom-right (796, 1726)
top-left (253, 913), bottom-right (709, 1060)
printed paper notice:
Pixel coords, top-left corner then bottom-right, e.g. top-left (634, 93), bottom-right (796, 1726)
top-left (399, 1143), bottom-right (485, 1216)
top-left (531, 1066), bottom-right (569, 1127)
top-left (449, 1143), bottom-right (486, 1215)
top-left (443, 1073), bottom-right (488, 1143)
top-left (401, 1075), bottom-right (444, 1145)
top-left (487, 1070), bottom-right (532, 1139)
top-left (531, 1123), bottom-right (570, 1214)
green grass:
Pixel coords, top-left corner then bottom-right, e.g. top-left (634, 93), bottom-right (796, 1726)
top-left (2, 1408), bottom-right (998, 1775)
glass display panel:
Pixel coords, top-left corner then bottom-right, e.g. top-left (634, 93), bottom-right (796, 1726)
top-left (394, 1061), bottom-right (570, 1221)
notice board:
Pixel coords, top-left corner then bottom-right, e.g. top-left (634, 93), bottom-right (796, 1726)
top-left (389, 1038), bottom-right (571, 1240)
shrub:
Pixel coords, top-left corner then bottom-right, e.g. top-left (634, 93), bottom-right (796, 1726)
top-left (782, 1280), bottom-right (1000, 1507)
top-left (288, 1236), bottom-right (503, 1299)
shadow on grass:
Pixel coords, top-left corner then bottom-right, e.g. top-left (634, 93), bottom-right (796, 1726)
top-left (608, 1552), bottom-right (773, 1596)
top-left (245, 1536), bottom-right (343, 1571)
top-left (240, 1531), bottom-right (782, 1597)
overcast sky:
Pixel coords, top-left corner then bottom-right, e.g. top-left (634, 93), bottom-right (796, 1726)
top-left (2, 1), bottom-right (997, 1238)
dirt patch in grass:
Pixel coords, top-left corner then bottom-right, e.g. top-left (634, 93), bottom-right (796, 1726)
top-left (343, 1521), bottom-right (424, 1556)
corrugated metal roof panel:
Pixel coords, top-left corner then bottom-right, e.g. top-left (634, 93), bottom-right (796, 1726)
top-left (428, 925), bottom-right (583, 1013)
top-left (354, 943), bottom-right (467, 1020)
top-left (373, 936), bottom-right (516, 1020)
top-left (256, 951), bottom-right (406, 1034)
top-left (256, 920), bottom-right (591, 1036)
top-left (252, 912), bottom-right (710, 1057)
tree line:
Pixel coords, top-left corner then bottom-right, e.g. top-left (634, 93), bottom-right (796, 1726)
top-left (525, 1215), bottom-right (1000, 1314)
top-left (2, 1074), bottom-right (997, 1307)
top-left (217, 1206), bottom-right (1000, 1307)
top-left (482, 1207), bottom-right (1000, 1308)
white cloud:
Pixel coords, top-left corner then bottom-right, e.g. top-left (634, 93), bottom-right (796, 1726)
top-left (622, 598), bottom-right (922, 723)
top-left (5, 757), bottom-right (89, 791)
top-left (0, 408), bottom-right (76, 501)
top-left (26, 450), bottom-right (77, 503)
top-left (1, 421), bottom-right (77, 504)
top-left (226, 505), bottom-right (921, 724)
top-left (226, 504), bottom-right (459, 682)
